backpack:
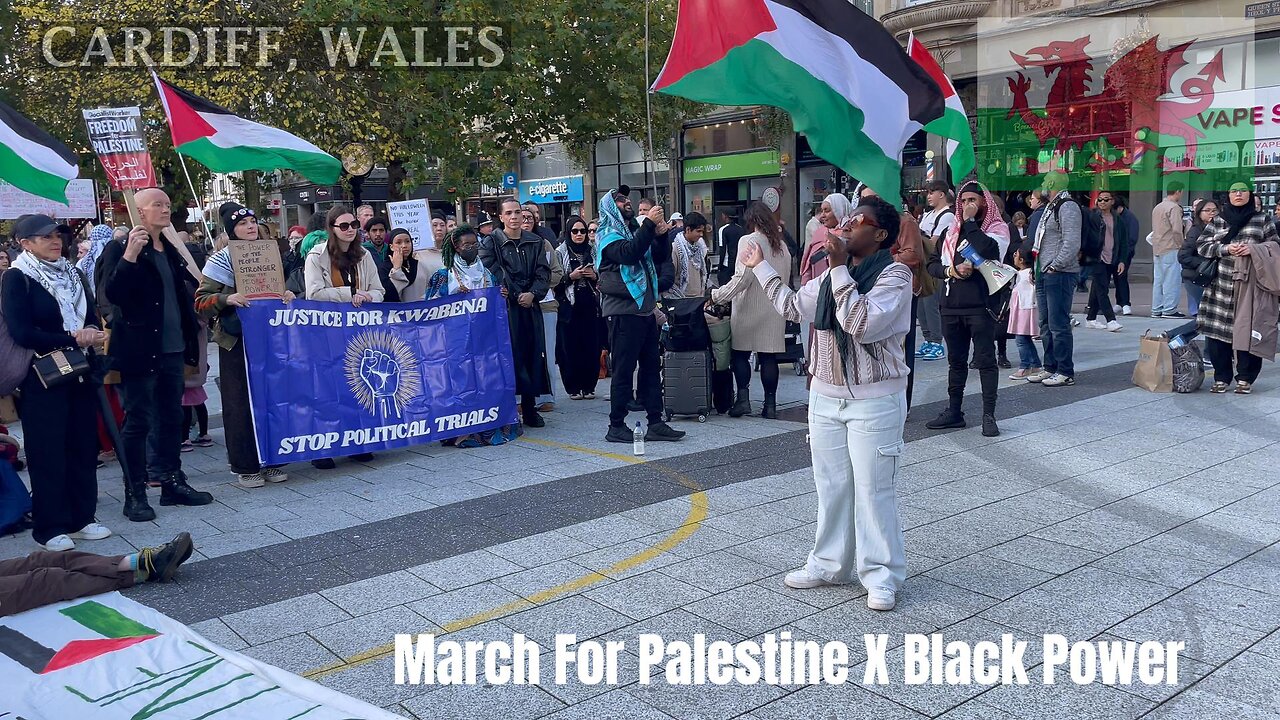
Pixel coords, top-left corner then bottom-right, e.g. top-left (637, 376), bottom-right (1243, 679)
top-left (0, 273), bottom-right (36, 396)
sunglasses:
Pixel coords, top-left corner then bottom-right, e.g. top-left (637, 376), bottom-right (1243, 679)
top-left (332, 221), bottom-right (360, 231)
top-left (571, 228), bottom-right (588, 235)
top-left (837, 212), bottom-right (878, 230)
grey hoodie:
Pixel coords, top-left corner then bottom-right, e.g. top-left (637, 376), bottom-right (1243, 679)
top-left (1037, 193), bottom-right (1082, 274)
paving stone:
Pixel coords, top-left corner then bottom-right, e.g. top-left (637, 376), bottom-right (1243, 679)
top-left (187, 617), bottom-right (248, 651)
top-left (1249, 629), bottom-right (1280, 659)
top-left (407, 582), bottom-right (530, 628)
top-left (222, 593), bottom-right (352, 645)
top-left (889, 578), bottom-right (1002, 631)
top-left (923, 555), bottom-right (1056, 600)
top-left (658, 550), bottom-right (779, 594)
top-left (685, 585), bottom-right (821, 637)
top-left (1142, 688), bottom-right (1280, 720)
top-left (316, 654), bottom-right (435, 707)
top-left (980, 588), bottom-right (1131, 639)
top-left (624, 674), bottom-right (788, 720)
top-left (541, 689), bottom-right (674, 719)
top-left (242, 632), bottom-right (343, 675)
top-left (1089, 544), bottom-right (1224, 589)
top-left (557, 514), bottom-right (658, 547)
top-left (1173, 651), bottom-right (1280, 716)
top-left (1110, 597), bottom-right (1270, 664)
top-left (752, 682), bottom-right (928, 720)
top-left (1090, 634), bottom-right (1215, 704)
top-left (503, 595), bottom-right (634, 648)
top-left (309, 605), bottom-right (438, 659)
top-left (320, 570), bottom-right (442, 615)
top-left (1171, 579), bottom-right (1280, 633)
top-left (584, 571), bottom-right (711, 620)
top-left (490, 530), bottom-right (597, 568)
top-left (492, 559), bottom-right (602, 599)
top-left (1212, 551), bottom-right (1280, 595)
top-left (978, 680), bottom-right (1155, 719)
top-left (571, 540), bottom-right (685, 580)
top-left (196, 525), bottom-right (292, 558)
top-left (980, 536), bottom-right (1104, 575)
top-left (407, 549), bottom-right (527, 591)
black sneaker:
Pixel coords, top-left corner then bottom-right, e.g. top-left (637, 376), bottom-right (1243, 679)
top-left (140, 532), bottom-right (194, 583)
top-left (159, 471), bottom-right (213, 506)
top-left (311, 458), bottom-right (336, 470)
top-left (997, 356), bottom-right (1012, 369)
top-left (350, 453), bottom-right (375, 462)
top-left (925, 408), bottom-right (966, 430)
top-left (605, 425), bottom-right (632, 443)
top-left (982, 414), bottom-right (1001, 437)
top-left (524, 411), bottom-right (546, 428)
top-left (1164, 311), bottom-right (1186, 318)
top-left (645, 422), bottom-right (686, 442)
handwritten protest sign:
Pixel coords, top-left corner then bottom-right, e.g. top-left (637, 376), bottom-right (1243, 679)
top-left (0, 179), bottom-right (96, 219)
top-left (229, 239), bottom-right (285, 298)
top-left (387, 198), bottom-right (434, 251)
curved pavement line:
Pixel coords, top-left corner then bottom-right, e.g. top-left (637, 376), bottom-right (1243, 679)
top-left (302, 439), bottom-right (710, 681)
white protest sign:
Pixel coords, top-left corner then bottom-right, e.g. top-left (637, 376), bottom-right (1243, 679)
top-left (0, 179), bottom-right (97, 219)
top-left (387, 198), bottom-right (434, 251)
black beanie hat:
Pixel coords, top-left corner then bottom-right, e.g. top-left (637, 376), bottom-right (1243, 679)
top-left (220, 202), bottom-right (255, 239)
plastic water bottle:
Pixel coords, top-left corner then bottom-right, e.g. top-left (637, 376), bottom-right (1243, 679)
top-left (633, 421), bottom-right (645, 456)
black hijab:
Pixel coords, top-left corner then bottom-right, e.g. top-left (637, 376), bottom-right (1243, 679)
top-left (1220, 187), bottom-right (1258, 244)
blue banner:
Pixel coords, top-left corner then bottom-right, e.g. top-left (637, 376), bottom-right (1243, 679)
top-left (240, 286), bottom-right (518, 465)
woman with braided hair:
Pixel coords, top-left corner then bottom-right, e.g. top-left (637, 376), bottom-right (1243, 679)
top-left (425, 225), bottom-right (501, 300)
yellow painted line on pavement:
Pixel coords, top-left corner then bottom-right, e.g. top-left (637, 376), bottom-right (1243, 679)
top-left (302, 438), bottom-right (708, 681)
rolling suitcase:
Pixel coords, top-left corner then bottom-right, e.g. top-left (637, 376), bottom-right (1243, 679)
top-left (663, 350), bottom-right (712, 422)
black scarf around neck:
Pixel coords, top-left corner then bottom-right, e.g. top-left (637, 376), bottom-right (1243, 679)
top-left (1220, 198), bottom-right (1257, 245)
top-left (813, 248), bottom-right (894, 387)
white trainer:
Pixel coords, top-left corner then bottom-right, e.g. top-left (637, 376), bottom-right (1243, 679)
top-left (784, 568), bottom-right (840, 590)
top-left (1121, 305), bottom-right (1132, 315)
top-left (41, 534), bottom-right (75, 552)
top-left (1042, 373), bottom-right (1076, 387)
top-left (261, 467), bottom-right (289, 483)
top-left (69, 522), bottom-right (112, 540)
top-left (1086, 319), bottom-right (1106, 329)
top-left (236, 473), bottom-right (265, 488)
top-left (867, 587), bottom-right (897, 611)
top-left (1106, 320), bottom-right (1124, 332)
top-left (1026, 370), bottom-right (1054, 383)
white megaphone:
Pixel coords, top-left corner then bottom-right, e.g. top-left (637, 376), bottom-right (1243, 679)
top-left (957, 240), bottom-right (1016, 293)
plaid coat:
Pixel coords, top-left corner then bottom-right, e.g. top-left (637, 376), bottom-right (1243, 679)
top-left (1195, 213), bottom-right (1280, 344)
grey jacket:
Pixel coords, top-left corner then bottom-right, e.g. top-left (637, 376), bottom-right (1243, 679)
top-left (1037, 194), bottom-right (1082, 274)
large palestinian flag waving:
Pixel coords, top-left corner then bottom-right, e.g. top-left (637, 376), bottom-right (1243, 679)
top-left (0, 99), bottom-right (78, 203)
top-left (908, 32), bottom-right (975, 185)
top-left (652, 0), bottom-right (945, 204)
top-left (152, 74), bottom-right (341, 185)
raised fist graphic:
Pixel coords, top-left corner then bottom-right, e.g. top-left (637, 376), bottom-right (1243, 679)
top-left (359, 348), bottom-right (402, 417)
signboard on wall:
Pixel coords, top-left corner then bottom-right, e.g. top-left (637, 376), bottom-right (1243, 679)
top-left (682, 150), bottom-right (781, 182)
top-left (518, 175), bottom-right (584, 204)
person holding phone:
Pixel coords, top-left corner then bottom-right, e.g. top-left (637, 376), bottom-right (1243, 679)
top-left (554, 215), bottom-right (603, 399)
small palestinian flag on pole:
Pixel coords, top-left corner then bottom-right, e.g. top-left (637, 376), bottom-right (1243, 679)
top-left (907, 32), bottom-right (975, 185)
top-left (652, 0), bottom-right (945, 204)
top-left (0, 99), bottom-right (79, 203)
top-left (152, 73), bottom-right (341, 185)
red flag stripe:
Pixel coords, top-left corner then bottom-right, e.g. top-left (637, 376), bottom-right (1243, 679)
top-left (907, 33), bottom-right (956, 98)
top-left (153, 76), bottom-right (217, 148)
top-left (652, 0), bottom-right (777, 91)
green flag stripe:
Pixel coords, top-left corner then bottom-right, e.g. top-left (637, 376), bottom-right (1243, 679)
top-left (0, 143), bottom-right (71, 203)
top-left (60, 600), bottom-right (158, 638)
top-left (176, 136), bottom-right (341, 186)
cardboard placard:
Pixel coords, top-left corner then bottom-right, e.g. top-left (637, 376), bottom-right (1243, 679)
top-left (386, 198), bottom-right (434, 251)
top-left (82, 107), bottom-right (156, 191)
top-left (0, 179), bottom-right (97, 219)
top-left (229, 239), bottom-right (285, 299)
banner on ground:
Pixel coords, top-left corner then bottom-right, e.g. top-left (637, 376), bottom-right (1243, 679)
top-left (82, 106), bottom-right (156, 190)
top-left (240, 286), bottom-right (518, 464)
top-left (0, 592), bottom-right (399, 719)
top-left (0, 178), bottom-right (96, 219)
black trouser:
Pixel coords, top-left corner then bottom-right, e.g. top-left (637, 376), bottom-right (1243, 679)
top-left (1085, 264), bottom-right (1116, 322)
top-left (118, 353), bottom-right (185, 484)
top-left (218, 343), bottom-right (264, 474)
top-left (1111, 265), bottom-right (1131, 307)
top-left (183, 404), bottom-right (208, 438)
top-left (557, 300), bottom-right (601, 396)
top-left (942, 313), bottom-right (998, 416)
top-left (731, 350), bottom-right (779, 395)
top-left (18, 373), bottom-right (99, 545)
top-left (1205, 337), bottom-right (1263, 385)
top-left (608, 314), bottom-right (662, 427)
top-left (904, 295), bottom-right (918, 408)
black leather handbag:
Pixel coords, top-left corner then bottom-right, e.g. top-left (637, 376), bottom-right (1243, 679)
top-left (33, 347), bottom-right (90, 389)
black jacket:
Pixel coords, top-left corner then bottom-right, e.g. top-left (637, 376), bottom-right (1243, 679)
top-left (482, 229), bottom-right (551, 299)
top-left (98, 238), bottom-right (200, 373)
top-left (599, 217), bottom-right (659, 317)
top-left (1179, 222), bottom-right (1212, 285)
top-left (533, 224), bottom-right (558, 248)
top-left (927, 219), bottom-right (1002, 316)
top-left (1, 269), bottom-right (99, 354)
top-left (717, 222), bottom-right (745, 285)
top-left (1086, 209), bottom-right (1131, 268)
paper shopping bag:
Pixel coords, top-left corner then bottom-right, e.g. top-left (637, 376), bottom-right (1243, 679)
top-left (1133, 332), bottom-right (1173, 393)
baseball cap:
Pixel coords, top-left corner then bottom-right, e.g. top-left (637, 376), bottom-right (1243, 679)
top-left (613, 185), bottom-right (631, 199)
top-left (669, 212), bottom-right (683, 222)
top-left (12, 214), bottom-right (59, 240)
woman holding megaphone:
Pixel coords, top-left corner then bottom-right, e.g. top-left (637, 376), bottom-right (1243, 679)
top-left (924, 180), bottom-right (1011, 438)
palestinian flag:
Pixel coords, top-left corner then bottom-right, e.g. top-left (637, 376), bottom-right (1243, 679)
top-left (653, 0), bottom-right (945, 204)
top-left (908, 32), bottom-right (975, 185)
top-left (152, 74), bottom-right (341, 185)
top-left (0, 99), bottom-right (79, 203)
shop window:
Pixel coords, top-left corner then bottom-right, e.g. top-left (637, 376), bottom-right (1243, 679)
top-left (596, 138), bottom-right (619, 164)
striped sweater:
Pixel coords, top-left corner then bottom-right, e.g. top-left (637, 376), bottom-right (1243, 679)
top-left (753, 260), bottom-right (912, 400)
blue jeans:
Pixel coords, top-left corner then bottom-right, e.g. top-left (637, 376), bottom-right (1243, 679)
top-left (1036, 270), bottom-right (1077, 377)
top-left (1151, 251), bottom-right (1182, 314)
top-left (1184, 281), bottom-right (1204, 316)
top-left (1015, 335), bottom-right (1042, 369)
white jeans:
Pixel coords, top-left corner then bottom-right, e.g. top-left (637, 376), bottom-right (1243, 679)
top-left (1151, 251), bottom-right (1182, 314)
top-left (805, 389), bottom-right (907, 591)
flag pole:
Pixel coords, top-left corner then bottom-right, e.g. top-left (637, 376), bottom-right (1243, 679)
top-left (176, 149), bottom-right (215, 245)
top-left (644, 0), bottom-right (657, 199)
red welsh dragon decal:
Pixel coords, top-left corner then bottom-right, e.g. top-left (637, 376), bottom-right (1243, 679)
top-left (1006, 35), bottom-right (1225, 172)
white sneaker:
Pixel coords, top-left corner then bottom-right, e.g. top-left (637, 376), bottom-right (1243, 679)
top-left (1121, 305), bottom-right (1132, 315)
top-left (69, 522), bottom-right (112, 540)
top-left (261, 467), bottom-right (288, 483)
top-left (784, 568), bottom-right (840, 589)
top-left (1026, 370), bottom-right (1054, 383)
top-left (1106, 320), bottom-right (1124, 332)
top-left (1042, 373), bottom-right (1076, 387)
top-left (236, 473), bottom-right (265, 488)
top-left (867, 587), bottom-right (896, 611)
top-left (1070, 317), bottom-right (1081, 327)
top-left (41, 534), bottom-right (75, 552)
top-left (1086, 319), bottom-right (1106, 329)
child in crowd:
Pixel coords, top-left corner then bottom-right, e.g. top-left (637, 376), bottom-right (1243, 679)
top-left (1007, 248), bottom-right (1042, 380)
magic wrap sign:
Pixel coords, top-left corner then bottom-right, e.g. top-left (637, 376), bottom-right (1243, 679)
top-left (240, 286), bottom-right (518, 464)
